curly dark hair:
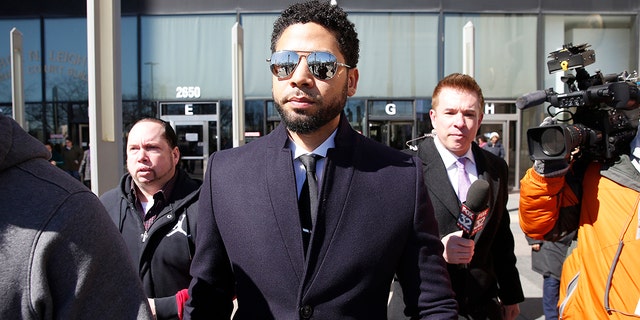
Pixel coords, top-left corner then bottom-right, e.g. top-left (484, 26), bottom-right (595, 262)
top-left (270, 0), bottom-right (359, 67)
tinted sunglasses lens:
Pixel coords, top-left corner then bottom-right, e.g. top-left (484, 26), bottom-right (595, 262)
top-left (270, 51), bottom-right (300, 78)
top-left (307, 52), bottom-right (338, 80)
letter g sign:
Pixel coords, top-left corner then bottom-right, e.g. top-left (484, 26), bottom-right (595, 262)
top-left (385, 103), bottom-right (397, 115)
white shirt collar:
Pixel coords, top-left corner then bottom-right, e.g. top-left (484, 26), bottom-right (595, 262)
top-left (433, 135), bottom-right (476, 169)
top-left (289, 129), bottom-right (337, 196)
top-left (290, 129), bottom-right (337, 159)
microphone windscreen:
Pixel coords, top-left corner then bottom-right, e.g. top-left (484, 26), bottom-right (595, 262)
top-left (465, 179), bottom-right (490, 212)
top-left (516, 90), bottom-right (548, 110)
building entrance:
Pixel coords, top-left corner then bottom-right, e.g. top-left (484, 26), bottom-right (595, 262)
top-left (363, 100), bottom-right (417, 150)
top-left (368, 121), bottom-right (413, 150)
top-left (159, 102), bottom-right (220, 177)
top-left (480, 102), bottom-right (521, 189)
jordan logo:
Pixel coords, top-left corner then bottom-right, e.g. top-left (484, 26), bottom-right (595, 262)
top-left (167, 214), bottom-right (187, 237)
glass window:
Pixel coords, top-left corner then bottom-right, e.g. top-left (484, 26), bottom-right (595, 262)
top-left (123, 101), bottom-right (155, 131)
top-left (44, 18), bottom-right (88, 102)
top-left (349, 13), bottom-right (439, 98)
top-left (345, 99), bottom-right (365, 133)
top-left (241, 14), bottom-right (279, 98)
top-left (416, 98), bottom-right (433, 137)
top-left (1, 104), bottom-right (12, 116)
top-left (24, 102), bottom-right (48, 142)
top-left (266, 100), bottom-right (280, 121)
top-left (219, 100), bottom-right (233, 148)
top-left (444, 14), bottom-right (538, 98)
top-left (0, 19), bottom-right (42, 102)
top-left (122, 16), bottom-right (138, 100)
top-left (244, 99), bottom-right (265, 133)
top-left (140, 15), bottom-right (236, 100)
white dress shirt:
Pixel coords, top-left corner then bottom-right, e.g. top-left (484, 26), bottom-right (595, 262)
top-left (433, 136), bottom-right (478, 200)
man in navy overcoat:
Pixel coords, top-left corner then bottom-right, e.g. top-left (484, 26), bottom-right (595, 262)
top-left (184, 1), bottom-right (457, 319)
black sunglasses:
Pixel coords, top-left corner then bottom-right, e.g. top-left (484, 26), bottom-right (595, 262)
top-left (267, 50), bottom-right (352, 80)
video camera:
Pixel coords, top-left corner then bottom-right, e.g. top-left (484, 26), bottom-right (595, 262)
top-left (516, 43), bottom-right (640, 162)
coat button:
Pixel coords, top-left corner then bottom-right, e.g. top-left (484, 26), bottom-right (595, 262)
top-left (299, 305), bottom-right (313, 319)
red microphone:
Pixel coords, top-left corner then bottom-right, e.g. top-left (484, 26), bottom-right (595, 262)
top-left (457, 179), bottom-right (490, 239)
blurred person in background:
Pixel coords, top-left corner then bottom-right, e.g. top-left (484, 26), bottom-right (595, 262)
top-left (483, 132), bottom-right (504, 159)
top-left (44, 142), bottom-right (63, 168)
top-left (61, 137), bottom-right (84, 180)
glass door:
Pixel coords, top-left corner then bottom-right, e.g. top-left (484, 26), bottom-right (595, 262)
top-left (171, 119), bottom-right (218, 178)
top-left (479, 119), bottom-right (518, 188)
top-left (175, 123), bottom-right (205, 175)
top-left (368, 121), bottom-right (414, 150)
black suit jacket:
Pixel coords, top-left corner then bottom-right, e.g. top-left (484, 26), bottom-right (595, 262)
top-left (414, 137), bottom-right (524, 314)
top-left (185, 114), bottom-right (457, 319)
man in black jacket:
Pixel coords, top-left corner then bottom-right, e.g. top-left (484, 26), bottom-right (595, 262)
top-left (101, 118), bottom-right (200, 320)
top-left (61, 137), bottom-right (84, 180)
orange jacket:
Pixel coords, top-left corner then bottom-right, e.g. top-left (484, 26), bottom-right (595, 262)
top-left (520, 156), bottom-right (640, 319)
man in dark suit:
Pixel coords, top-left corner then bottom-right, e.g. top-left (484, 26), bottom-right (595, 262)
top-left (413, 73), bottom-right (524, 319)
top-left (184, 1), bottom-right (457, 319)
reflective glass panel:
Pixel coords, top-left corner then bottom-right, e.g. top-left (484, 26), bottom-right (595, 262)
top-left (0, 19), bottom-right (42, 102)
top-left (444, 14), bottom-right (538, 98)
top-left (140, 15), bottom-right (236, 100)
top-left (350, 13), bottom-right (439, 98)
top-left (122, 16), bottom-right (138, 100)
top-left (44, 18), bottom-right (88, 102)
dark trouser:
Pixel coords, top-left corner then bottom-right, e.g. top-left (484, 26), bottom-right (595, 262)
top-left (451, 267), bottom-right (503, 320)
top-left (66, 170), bottom-right (81, 181)
top-left (542, 275), bottom-right (560, 320)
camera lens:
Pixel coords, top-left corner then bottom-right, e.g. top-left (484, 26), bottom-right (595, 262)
top-left (539, 127), bottom-right (566, 156)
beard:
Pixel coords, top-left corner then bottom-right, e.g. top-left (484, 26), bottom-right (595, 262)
top-left (275, 86), bottom-right (347, 134)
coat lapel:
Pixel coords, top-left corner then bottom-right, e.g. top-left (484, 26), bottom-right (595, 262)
top-left (418, 138), bottom-right (460, 225)
top-left (470, 144), bottom-right (499, 241)
top-left (309, 142), bottom-right (353, 257)
top-left (301, 114), bottom-right (356, 291)
top-left (265, 125), bottom-right (306, 280)
top-left (263, 116), bottom-right (359, 292)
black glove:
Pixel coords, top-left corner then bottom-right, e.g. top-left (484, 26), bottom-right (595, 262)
top-left (532, 117), bottom-right (570, 178)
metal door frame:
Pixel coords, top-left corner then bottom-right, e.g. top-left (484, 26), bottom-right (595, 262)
top-left (160, 115), bottom-right (219, 174)
top-left (367, 120), bottom-right (415, 149)
top-left (482, 110), bottom-right (521, 189)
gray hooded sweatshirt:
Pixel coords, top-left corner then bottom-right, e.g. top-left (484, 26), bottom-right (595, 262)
top-left (0, 114), bottom-right (153, 319)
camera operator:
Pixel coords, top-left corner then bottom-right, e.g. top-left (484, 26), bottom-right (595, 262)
top-left (519, 111), bottom-right (640, 319)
